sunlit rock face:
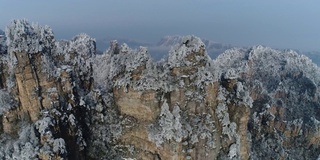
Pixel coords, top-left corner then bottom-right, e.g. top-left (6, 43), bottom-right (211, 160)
top-left (0, 20), bottom-right (319, 160)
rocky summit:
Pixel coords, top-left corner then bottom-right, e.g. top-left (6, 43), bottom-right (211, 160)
top-left (0, 20), bottom-right (319, 160)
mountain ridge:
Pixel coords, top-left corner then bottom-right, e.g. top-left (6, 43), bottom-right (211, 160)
top-left (96, 35), bottom-right (320, 66)
top-left (95, 35), bottom-right (233, 60)
top-left (0, 20), bottom-right (319, 159)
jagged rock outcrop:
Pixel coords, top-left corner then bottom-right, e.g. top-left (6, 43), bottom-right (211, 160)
top-left (95, 37), bottom-right (320, 159)
top-left (0, 20), bottom-right (319, 160)
top-left (98, 36), bottom-right (245, 160)
top-left (157, 35), bottom-right (232, 59)
top-left (215, 46), bottom-right (320, 159)
top-left (0, 20), bottom-right (95, 160)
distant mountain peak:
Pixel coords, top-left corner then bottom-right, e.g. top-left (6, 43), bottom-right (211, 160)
top-left (157, 35), bottom-right (184, 47)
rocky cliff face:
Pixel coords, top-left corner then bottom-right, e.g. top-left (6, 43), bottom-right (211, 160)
top-left (157, 35), bottom-right (232, 59)
top-left (0, 20), bottom-right (319, 160)
top-left (0, 20), bottom-right (95, 160)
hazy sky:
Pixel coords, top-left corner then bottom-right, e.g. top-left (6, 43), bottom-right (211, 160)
top-left (1, 0), bottom-right (319, 51)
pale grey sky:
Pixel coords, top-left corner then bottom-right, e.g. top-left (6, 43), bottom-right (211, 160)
top-left (0, 0), bottom-right (319, 51)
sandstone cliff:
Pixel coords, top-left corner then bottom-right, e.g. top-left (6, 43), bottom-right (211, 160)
top-left (0, 20), bottom-right (319, 160)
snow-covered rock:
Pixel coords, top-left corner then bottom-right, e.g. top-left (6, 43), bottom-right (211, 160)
top-left (0, 19), bottom-right (320, 160)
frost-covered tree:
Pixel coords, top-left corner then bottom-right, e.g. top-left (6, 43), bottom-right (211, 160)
top-left (0, 30), bottom-right (6, 54)
top-left (167, 35), bottom-right (208, 68)
top-left (148, 100), bottom-right (179, 147)
top-left (5, 19), bottom-right (55, 54)
top-left (53, 138), bottom-right (66, 154)
top-left (0, 89), bottom-right (15, 115)
top-left (0, 125), bottom-right (39, 160)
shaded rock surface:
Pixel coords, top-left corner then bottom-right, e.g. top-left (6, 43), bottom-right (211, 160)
top-left (0, 20), bottom-right (319, 160)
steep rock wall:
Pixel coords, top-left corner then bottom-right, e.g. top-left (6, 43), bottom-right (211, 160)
top-left (0, 20), bottom-right (95, 160)
top-left (101, 36), bottom-right (320, 160)
top-left (0, 20), bottom-right (319, 160)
